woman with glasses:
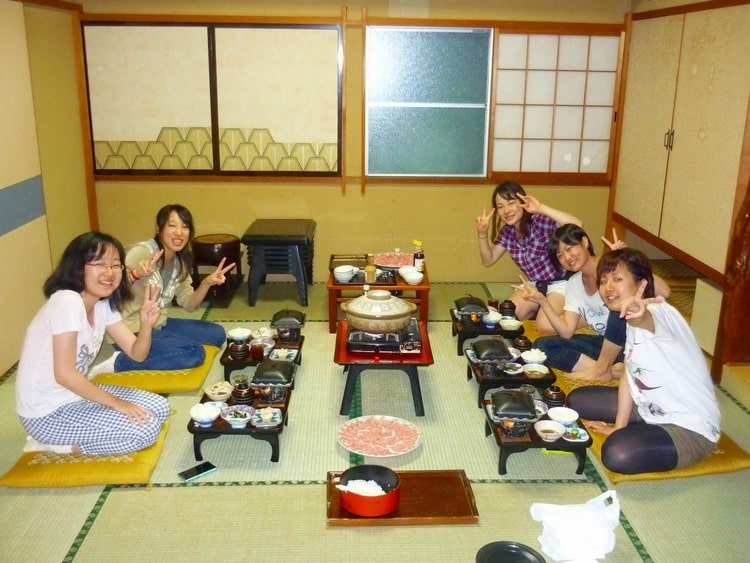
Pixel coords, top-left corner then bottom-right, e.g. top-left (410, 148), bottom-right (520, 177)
top-left (15, 232), bottom-right (170, 455)
top-left (475, 180), bottom-right (582, 333)
top-left (92, 204), bottom-right (235, 374)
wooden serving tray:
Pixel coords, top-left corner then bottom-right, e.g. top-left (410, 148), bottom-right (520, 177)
top-left (329, 253), bottom-right (367, 271)
top-left (326, 469), bottom-right (479, 526)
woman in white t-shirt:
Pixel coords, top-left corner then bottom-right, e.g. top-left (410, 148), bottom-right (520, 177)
top-left (15, 232), bottom-right (170, 455)
top-left (518, 224), bottom-right (670, 381)
top-left (567, 249), bottom-right (720, 474)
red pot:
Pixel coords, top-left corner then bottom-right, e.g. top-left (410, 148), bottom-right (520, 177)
top-left (338, 465), bottom-right (401, 517)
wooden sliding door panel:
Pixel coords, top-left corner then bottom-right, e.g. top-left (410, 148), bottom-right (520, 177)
top-left (613, 15), bottom-right (682, 235)
top-left (661, 5), bottom-right (750, 272)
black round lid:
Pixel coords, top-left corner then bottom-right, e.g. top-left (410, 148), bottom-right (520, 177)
top-left (476, 541), bottom-right (545, 563)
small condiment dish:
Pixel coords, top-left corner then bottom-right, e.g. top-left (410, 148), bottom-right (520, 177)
top-left (534, 420), bottom-right (565, 442)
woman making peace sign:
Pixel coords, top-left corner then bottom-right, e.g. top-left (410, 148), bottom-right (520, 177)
top-left (90, 204), bottom-right (235, 375)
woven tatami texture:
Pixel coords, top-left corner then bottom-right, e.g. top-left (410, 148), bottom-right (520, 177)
top-left (2, 282), bottom-right (750, 563)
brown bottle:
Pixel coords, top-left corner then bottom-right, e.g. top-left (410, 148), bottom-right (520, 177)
top-left (364, 253), bottom-right (377, 284)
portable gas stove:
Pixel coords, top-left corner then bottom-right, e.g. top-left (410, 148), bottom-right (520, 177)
top-left (346, 318), bottom-right (422, 354)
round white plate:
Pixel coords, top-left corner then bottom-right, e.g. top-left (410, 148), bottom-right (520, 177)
top-left (338, 415), bottom-right (422, 457)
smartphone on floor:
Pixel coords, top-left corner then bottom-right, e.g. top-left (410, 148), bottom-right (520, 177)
top-left (178, 461), bottom-right (217, 482)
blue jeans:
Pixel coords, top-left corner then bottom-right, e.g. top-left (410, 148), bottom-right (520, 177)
top-left (534, 334), bottom-right (615, 371)
top-left (534, 311), bottom-right (626, 371)
top-left (114, 318), bottom-right (225, 371)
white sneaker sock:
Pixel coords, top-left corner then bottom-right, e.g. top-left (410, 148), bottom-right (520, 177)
top-left (88, 351), bottom-right (121, 379)
top-left (23, 436), bottom-right (73, 454)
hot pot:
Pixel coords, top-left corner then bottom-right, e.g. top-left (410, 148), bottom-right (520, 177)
top-left (340, 289), bottom-right (417, 333)
top-left (336, 464), bottom-right (401, 517)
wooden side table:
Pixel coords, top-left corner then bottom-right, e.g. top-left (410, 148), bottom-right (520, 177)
top-left (187, 390), bottom-right (291, 462)
top-left (241, 219), bottom-right (316, 307)
top-left (327, 267), bottom-right (430, 333)
top-left (333, 320), bottom-right (433, 416)
top-left (483, 397), bottom-right (591, 475)
top-left (450, 308), bottom-right (524, 355)
top-left (466, 352), bottom-right (556, 408)
top-left (219, 336), bottom-right (304, 382)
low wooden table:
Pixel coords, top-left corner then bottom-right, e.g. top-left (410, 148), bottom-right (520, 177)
top-left (327, 267), bottom-right (430, 333)
top-left (483, 397), bottom-right (591, 475)
top-left (186, 391), bottom-right (291, 463)
top-left (333, 320), bottom-right (433, 416)
top-left (219, 336), bottom-right (304, 382)
top-left (326, 469), bottom-right (478, 526)
top-left (450, 309), bottom-right (524, 355)
top-left (466, 350), bottom-right (556, 407)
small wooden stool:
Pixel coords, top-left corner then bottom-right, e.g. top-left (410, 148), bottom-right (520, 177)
top-left (241, 219), bottom-right (316, 306)
top-left (191, 233), bottom-right (243, 304)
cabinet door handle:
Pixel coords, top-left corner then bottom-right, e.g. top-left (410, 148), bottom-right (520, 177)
top-left (664, 130), bottom-right (670, 149)
top-left (668, 129), bottom-right (675, 151)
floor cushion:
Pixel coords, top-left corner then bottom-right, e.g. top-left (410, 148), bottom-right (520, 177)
top-left (551, 369), bottom-right (750, 483)
top-left (91, 345), bottom-right (220, 393)
top-left (590, 430), bottom-right (750, 484)
top-left (0, 421), bottom-right (170, 488)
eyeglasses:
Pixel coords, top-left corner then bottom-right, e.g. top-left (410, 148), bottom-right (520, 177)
top-left (86, 262), bottom-right (125, 273)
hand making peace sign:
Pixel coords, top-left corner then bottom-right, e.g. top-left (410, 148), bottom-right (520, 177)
top-left (619, 279), bottom-right (664, 320)
top-left (201, 257), bottom-right (236, 287)
top-left (132, 248), bottom-right (164, 280)
top-left (475, 205), bottom-right (495, 237)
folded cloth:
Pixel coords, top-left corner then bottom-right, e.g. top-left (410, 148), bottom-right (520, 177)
top-left (530, 490), bottom-right (619, 561)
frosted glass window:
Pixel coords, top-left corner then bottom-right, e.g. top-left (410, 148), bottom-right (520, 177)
top-left (558, 36), bottom-right (589, 70)
top-left (580, 140), bottom-right (609, 172)
top-left (496, 70), bottom-right (526, 104)
top-left (583, 107), bottom-right (613, 139)
top-left (497, 34), bottom-right (527, 69)
top-left (554, 107), bottom-right (583, 138)
top-left (521, 140), bottom-right (551, 171)
top-left (366, 26), bottom-right (493, 176)
top-left (493, 31), bottom-right (620, 175)
top-left (494, 105), bottom-right (523, 137)
top-left (526, 71), bottom-right (555, 104)
top-left (589, 37), bottom-right (620, 71)
top-left (528, 35), bottom-right (558, 69)
top-left (493, 139), bottom-right (522, 170)
top-left (524, 106), bottom-right (553, 138)
top-left (551, 140), bottom-right (581, 171)
top-left (586, 72), bottom-right (616, 105)
top-left (556, 72), bottom-right (586, 105)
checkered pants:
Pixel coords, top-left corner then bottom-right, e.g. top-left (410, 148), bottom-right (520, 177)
top-left (20, 385), bottom-right (170, 455)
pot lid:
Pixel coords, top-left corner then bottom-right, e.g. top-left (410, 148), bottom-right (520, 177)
top-left (340, 289), bottom-right (417, 319)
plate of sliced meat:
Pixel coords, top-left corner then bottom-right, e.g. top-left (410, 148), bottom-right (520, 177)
top-left (373, 252), bottom-right (414, 269)
top-left (337, 415), bottom-right (422, 457)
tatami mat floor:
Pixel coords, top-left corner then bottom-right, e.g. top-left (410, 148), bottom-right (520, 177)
top-left (2, 280), bottom-right (749, 563)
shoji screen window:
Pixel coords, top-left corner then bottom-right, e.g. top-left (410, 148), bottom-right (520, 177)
top-left (493, 34), bottom-right (620, 176)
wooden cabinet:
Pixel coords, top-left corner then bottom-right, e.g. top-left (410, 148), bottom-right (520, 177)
top-left (614, 4), bottom-right (750, 276)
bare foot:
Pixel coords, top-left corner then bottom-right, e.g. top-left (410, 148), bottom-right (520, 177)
top-left (566, 364), bottom-right (616, 382)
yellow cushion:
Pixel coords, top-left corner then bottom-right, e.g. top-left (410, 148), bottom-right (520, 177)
top-left (92, 345), bottom-right (220, 393)
top-left (591, 431), bottom-right (750, 484)
top-left (0, 421), bottom-right (169, 488)
top-left (548, 368), bottom-right (750, 483)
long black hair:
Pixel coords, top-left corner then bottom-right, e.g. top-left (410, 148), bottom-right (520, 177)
top-left (490, 181), bottom-right (532, 240)
top-left (548, 223), bottom-right (595, 270)
top-left (597, 248), bottom-right (655, 299)
top-left (154, 204), bottom-right (194, 282)
top-left (43, 232), bottom-right (132, 311)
